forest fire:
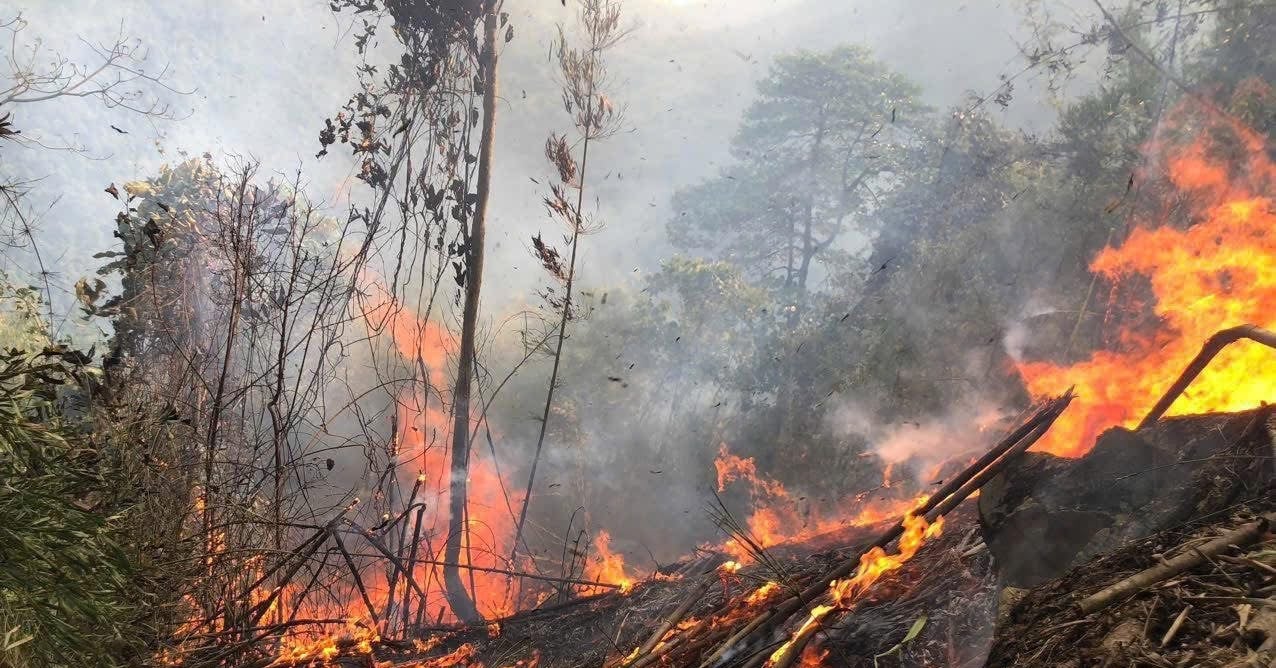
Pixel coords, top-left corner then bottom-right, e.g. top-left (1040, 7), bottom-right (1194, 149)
top-left (766, 511), bottom-right (944, 667)
top-left (1018, 101), bottom-right (1276, 457)
top-left (15, 0), bottom-right (1276, 666)
top-left (714, 444), bottom-right (920, 563)
top-left (352, 281), bottom-right (639, 617)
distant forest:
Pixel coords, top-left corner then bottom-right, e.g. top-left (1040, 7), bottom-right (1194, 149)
top-left (1, 1), bottom-right (1273, 665)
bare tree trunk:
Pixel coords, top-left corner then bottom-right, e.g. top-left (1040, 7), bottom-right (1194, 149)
top-left (443, 4), bottom-right (498, 624)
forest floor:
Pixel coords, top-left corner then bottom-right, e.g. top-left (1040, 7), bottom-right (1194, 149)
top-left (256, 408), bottom-right (1276, 668)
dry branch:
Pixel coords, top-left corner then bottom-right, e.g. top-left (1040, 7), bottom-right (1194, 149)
top-left (1077, 514), bottom-right (1274, 614)
top-left (1139, 324), bottom-right (1276, 428)
top-left (704, 390), bottom-right (1075, 667)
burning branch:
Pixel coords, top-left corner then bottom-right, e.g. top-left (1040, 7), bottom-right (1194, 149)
top-left (1138, 324), bottom-right (1276, 429)
top-left (700, 390), bottom-right (1075, 668)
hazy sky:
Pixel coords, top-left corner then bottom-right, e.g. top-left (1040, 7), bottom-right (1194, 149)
top-left (4, 0), bottom-right (1068, 322)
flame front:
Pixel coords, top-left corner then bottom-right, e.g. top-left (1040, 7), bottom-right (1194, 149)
top-left (1018, 97), bottom-right (1276, 457)
top-left (766, 510), bottom-right (943, 666)
top-left (714, 444), bottom-right (919, 563)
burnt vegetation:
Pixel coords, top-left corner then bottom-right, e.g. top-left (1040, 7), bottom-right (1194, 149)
top-left (2, 1), bottom-right (1276, 667)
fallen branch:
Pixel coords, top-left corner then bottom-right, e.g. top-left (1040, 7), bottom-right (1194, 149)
top-left (1139, 324), bottom-right (1276, 428)
top-left (1077, 514), bottom-right (1274, 614)
top-left (705, 391), bottom-right (1075, 667)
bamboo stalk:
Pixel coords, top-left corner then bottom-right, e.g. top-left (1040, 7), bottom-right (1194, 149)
top-left (705, 391), bottom-right (1074, 668)
top-left (623, 576), bottom-right (715, 666)
top-left (1078, 515), bottom-right (1273, 614)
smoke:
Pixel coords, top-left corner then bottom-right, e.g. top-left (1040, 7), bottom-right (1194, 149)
top-left (827, 393), bottom-right (1014, 484)
top-left (1003, 295), bottom-right (1067, 362)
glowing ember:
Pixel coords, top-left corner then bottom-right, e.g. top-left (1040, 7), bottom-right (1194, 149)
top-left (799, 647), bottom-right (831, 667)
top-left (412, 636), bottom-right (444, 653)
top-left (271, 618), bottom-right (377, 666)
top-left (1018, 100), bottom-right (1276, 457)
top-left (418, 642), bottom-right (477, 668)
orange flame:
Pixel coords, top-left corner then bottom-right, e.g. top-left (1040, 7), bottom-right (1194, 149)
top-left (1018, 98), bottom-right (1276, 457)
top-left (589, 531), bottom-right (635, 594)
top-left (744, 581), bottom-right (781, 607)
top-left (714, 444), bottom-right (919, 563)
top-left (767, 510), bottom-right (943, 666)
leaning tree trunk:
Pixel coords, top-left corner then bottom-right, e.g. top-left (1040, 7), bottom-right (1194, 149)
top-left (443, 4), bottom-right (499, 624)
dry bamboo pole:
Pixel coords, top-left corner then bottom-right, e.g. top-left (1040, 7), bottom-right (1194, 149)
top-left (704, 391), bottom-right (1074, 668)
top-left (622, 576), bottom-right (716, 666)
top-left (1139, 324), bottom-right (1276, 428)
top-left (637, 627), bottom-right (734, 668)
top-left (1077, 514), bottom-right (1274, 614)
top-left (767, 413), bottom-right (1067, 668)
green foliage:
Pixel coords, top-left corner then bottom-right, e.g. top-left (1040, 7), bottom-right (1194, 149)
top-left (670, 46), bottom-right (930, 288)
top-left (0, 346), bottom-right (156, 668)
top-left (0, 271), bottom-right (50, 352)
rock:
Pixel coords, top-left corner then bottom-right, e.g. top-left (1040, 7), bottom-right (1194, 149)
top-left (979, 407), bottom-right (1276, 588)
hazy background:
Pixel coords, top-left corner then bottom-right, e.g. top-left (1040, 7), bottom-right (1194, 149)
top-left (4, 0), bottom-right (1068, 320)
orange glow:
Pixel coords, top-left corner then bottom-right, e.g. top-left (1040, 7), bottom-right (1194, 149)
top-left (1018, 99), bottom-right (1276, 457)
top-left (714, 444), bottom-right (920, 563)
top-left (799, 647), bottom-right (830, 667)
top-left (588, 531), bottom-right (635, 594)
top-left (357, 279), bottom-right (523, 620)
top-left (767, 511), bottom-right (943, 666)
top-left (353, 278), bottom-right (635, 624)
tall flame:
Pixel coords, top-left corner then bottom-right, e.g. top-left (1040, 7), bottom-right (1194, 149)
top-left (1018, 97), bottom-right (1276, 457)
top-left (766, 510), bottom-right (944, 666)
